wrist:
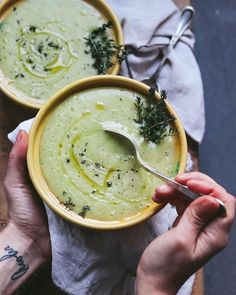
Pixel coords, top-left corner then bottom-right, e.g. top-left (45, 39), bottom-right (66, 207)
top-left (0, 222), bottom-right (48, 295)
top-left (9, 220), bottom-right (51, 263)
top-left (135, 264), bottom-right (178, 295)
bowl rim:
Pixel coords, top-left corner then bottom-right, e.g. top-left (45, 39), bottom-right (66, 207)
top-left (0, 0), bottom-right (124, 110)
top-left (27, 75), bottom-right (188, 230)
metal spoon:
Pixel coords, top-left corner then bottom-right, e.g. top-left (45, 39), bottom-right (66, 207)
top-left (104, 126), bottom-right (226, 213)
top-left (140, 6), bottom-right (195, 92)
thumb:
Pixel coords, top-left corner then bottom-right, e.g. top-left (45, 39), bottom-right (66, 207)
top-left (176, 196), bottom-right (221, 240)
top-left (4, 130), bottom-right (29, 190)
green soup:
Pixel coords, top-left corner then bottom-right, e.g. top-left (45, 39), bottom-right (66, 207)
top-left (0, 0), bottom-right (114, 104)
top-left (39, 87), bottom-right (179, 221)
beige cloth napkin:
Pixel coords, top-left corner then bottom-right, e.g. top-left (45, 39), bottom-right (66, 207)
top-left (6, 0), bottom-right (205, 294)
top-left (107, 0), bottom-right (205, 143)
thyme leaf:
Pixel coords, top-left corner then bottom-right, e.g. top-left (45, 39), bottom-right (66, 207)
top-left (48, 41), bottom-right (60, 49)
top-left (84, 21), bottom-right (132, 74)
top-left (64, 197), bottom-right (75, 208)
top-left (29, 25), bottom-right (37, 32)
top-left (79, 205), bottom-right (90, 218)
top-left (15, 73), bottom-right (25, 78)
top-left (134, 89), bottom-right (178, 144)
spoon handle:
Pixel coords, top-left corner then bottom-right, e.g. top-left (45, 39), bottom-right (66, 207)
top-left (169, 6), bottom-right (195, 48)
top-left (137, 154), bottom-right (200, 199)
top-left (137, 154), bottom-right (226, 213)
top-left (153, 6), bottom-right (195, 80)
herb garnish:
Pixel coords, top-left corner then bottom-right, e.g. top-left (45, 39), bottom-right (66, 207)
top-left (84, 21), bottom-right (132, 74)
top-left (15, 73), bottom-right (25, 78)
top-left (107, 181), bottom-right (112, 187)
top-left (64, 197), bottom-right (75, 208)
top-left (95, 162), bottom-right (101, 168)
top-left (79, 205), bottom-right (90, 218)
top-left (48, 41), bottom-right (60, 50)
top-left (134, 89), bottom-right (178, 144)
top-left (0, 23), bottom-right (3, 30)
top-left (26, 58), bottom-right (33, 64)
top-left (29, 25), bottom-right (37, 32)
top-left (37, 43), bottom-right (44, 54)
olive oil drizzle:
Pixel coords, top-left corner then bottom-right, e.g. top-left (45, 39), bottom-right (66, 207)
top-left (16, 24), bottom-right (76, 80)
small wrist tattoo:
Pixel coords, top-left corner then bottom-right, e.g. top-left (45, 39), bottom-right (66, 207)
top-left (0, 245), bottom-right (29, 280)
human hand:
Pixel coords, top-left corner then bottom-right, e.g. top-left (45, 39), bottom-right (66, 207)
top-left (3, 130), bottom-right (51, 260)
top-left (0, 130), bottom-right (51, 294)
top-left (136, 172), bottom-right (236, 295)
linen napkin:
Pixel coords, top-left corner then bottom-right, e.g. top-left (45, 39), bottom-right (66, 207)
top-left (107, 0), bottom-right (205, 143)
top-left (6, 0), bottom-right (206, 294)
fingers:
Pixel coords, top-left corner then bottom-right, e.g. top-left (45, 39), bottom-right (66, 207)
top-left (4, 130), bottom-right (29, 191)
top-left (176, 196), bottom-right (221, 237)
top-left (152, 172), bottom-right (219, 203)
top-left (172, 195), bottom-right (224, 254)
top-left (206, 189), bottom-right (236, 233)
top-left (153, 184), bottom-right (190, 202)
top-left (152, 185), bottom-right (190, 215)
top-left (176, 172), bottom-right (225, 191)
top-left (152, 172), bottom-right (235, 222)
top-left (175, 189), bottom-right (235, 255)
top-left (179, 179), bottom-right (235, 230)
top-left (153, 172), bottom-right (227, 206)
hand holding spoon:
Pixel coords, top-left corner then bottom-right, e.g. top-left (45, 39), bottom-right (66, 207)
top-left (104, 126), bottom-right (226, 214)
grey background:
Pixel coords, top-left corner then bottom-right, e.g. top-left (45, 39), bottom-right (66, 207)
top-left (192, 0), bottom-right (236, 294)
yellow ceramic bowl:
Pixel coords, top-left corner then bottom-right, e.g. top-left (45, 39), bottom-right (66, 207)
top-left (27, 76), bottom-right (188, 230)
top-left (0, 0), bottom-right (123, 109)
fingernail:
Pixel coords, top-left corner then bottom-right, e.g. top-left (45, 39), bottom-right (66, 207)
top-left (157, 184), bottom-right (168, 191)
top-left (16, 130), bottom-right (24, 142)
top-left (152, 194), bottom-right (161, 203)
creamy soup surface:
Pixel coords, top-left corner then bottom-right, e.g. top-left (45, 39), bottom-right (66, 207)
top-left (0, 0), bottom-right (111, 104)
top-left (40, 87), bottom-right (179, 221)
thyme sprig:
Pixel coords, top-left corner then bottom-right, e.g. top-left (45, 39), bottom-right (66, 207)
top-left (134, 89), bottom-right (178, 144)
top-left (84, 21), bottom-right (132, 74)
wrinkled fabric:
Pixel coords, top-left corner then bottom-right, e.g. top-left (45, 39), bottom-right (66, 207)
top-left (107, 0), bottom-right (205, 143)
